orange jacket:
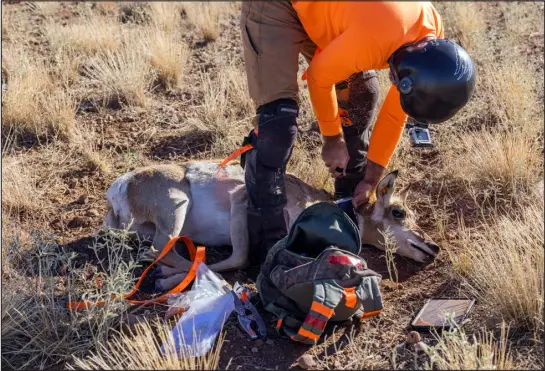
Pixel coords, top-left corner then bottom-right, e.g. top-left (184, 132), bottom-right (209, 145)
top-left (293, 1), bottom-right (444, 167)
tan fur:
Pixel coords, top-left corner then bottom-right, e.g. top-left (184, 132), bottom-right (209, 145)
top-left (105, 161), bottom-right (439, 291)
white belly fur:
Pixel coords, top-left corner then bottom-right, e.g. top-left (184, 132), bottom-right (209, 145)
top-left (182, 162), bottom-right (244, 246)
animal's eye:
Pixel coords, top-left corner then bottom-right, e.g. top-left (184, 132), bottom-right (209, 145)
top-left (392, 208), bottom-right (405, 219)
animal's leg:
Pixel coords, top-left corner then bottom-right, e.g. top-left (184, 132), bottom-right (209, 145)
top-left (152, 229), bottom-right (193, 292)
top-left (152, 199), bottom-right (192, 271)
top-left (104, 208), bottom-right (119, 229)
top-left (132, 222), bottom-right (155, 243)
top-left (154, 272), bottom-right (189, 292)
top-left (208, 191), bottom-right (250, 272)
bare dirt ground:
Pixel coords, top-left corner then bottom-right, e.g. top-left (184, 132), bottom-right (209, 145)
top-left (1, 2), bottom-right (543, 370)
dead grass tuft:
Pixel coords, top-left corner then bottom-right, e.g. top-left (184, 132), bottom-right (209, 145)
top-left (46, 16), bottom-right (121, 58)
top-left (1, 227), bottom-right (153, 369)
top-left (141, 26), bottom-right (190, 91)
top-left (82, 41), bottom-right (155, 108)
top-left (2, 50), bottom-right (76, 143)
top-left (451, 201), bottom-right (544, 334)
top-left (425, 322), bottom-right (514, 370)
top-left (482, 61), bottom-right (540, 125)
top-left (149, 2), bottom-right (183, 33)
top-left (439, 2), bottom-right (486, 51)
top-left (69, 319), bottom-right (224, 370)
top-left (1, 156), bottom-right (42, 216)
top-left (182, 2), bottom-right (226, 42)
top-left (189, 64), bottom-right (255, 157)
top-left (446, 126), bottom-right (543, 197)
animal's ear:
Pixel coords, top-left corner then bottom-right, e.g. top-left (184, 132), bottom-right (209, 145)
top-left (376, 170), bottom-right (398, 205)
top-left (398, 182), bottom-right (412, 204)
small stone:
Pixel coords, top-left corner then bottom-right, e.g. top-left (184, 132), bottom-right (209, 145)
top-left (251, 347), bottom-right (259, 353)
top-left (266, 339), bottom-right (274, 345)
top-left (86, 209), bottom-right (100, 217)
top-left (298, 354), bottom-right (316, 370)
top-left (77, 195), bottom-right (89, 205)
top-left (406, 331), bottom-right (421, 345)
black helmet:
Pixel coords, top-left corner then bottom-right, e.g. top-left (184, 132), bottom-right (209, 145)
top-left (388, 38), bottom-right (476, 125)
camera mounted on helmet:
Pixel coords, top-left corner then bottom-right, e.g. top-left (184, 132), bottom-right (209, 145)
top-left (388, 38), bottom-right (476, 125)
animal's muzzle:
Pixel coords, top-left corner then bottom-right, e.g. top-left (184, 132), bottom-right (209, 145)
top-left (410, 241), bottom-right (440, 260)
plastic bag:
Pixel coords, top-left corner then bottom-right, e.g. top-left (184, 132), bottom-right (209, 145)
top-left (162, 263), bottom-right (235, 358)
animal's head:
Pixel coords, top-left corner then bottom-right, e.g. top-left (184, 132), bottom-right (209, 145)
top-left (356, 170), bottom-right (440, 264)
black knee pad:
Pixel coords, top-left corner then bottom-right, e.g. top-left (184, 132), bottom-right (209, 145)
top-left (256, 107), bottom-right (298, 169)
top-left (244, 100), bottom-right (299, 210)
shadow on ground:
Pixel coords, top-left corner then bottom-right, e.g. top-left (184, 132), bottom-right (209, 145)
top-left (149, 130), bottom-right (216, 160)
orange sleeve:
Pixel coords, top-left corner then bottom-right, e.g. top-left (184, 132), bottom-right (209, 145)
top-left (366, 85), bottom-right (407, 167)
top-left (305, 29), bottom-right (373, 136)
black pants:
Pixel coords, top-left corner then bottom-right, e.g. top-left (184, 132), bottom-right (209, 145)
top-left (244, 73), bottom-right (379, 265)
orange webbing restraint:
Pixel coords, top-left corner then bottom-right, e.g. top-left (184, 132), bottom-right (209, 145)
top-left (216, 129), bottom-right (258, 176)
top-left (67, 236), bottom-right (206, 311)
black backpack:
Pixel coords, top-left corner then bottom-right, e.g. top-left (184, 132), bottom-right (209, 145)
top-left (256, 202), bottom-right (384, 344)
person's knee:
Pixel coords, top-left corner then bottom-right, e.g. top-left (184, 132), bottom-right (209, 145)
top-left (354, 70), bottom-right (380, 105)
top-left (342, 71), bottom-right (380, 133)
top-left (255, 99), bottom-right (299, 169)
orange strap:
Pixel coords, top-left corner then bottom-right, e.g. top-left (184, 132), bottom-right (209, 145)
top-left (296, 327), bottom-right (320, 341)
top-left (216, 129), bottom-right (258, 176)
top-left (216, 144), bottom-right (254, 176)
top-left (343, 287), bottom-right (357, 308)
top-left (310, 301), bottom-right (335, 318)
top-left (67, 236), bottom-right (205, 311)
top-left (361, 309), bottom-right (382, 319)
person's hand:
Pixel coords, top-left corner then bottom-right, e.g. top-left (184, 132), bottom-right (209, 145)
top-left (321, 133), bottom-right (349, 178)
top-left (352, 160), bottom-right (386, 208)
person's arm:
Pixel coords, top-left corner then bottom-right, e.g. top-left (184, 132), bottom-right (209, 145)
top-left (366, 85), bottom-right (407, 168)
top-left (305, 28), bottom-right (380, 137)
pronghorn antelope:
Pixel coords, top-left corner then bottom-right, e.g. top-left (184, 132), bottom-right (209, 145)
top-left (105, 161), bottom-right (440, 291)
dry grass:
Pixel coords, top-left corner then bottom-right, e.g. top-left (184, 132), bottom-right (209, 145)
top-left (447, 127), bottom-right (543, 197)
top-left (69, 319), bottom-right (224, 370)
top-left (2, 49), bottom-right (76, 142)
top-left (380, 227), bottom-right (399, 284)
top-left (82, 41), bottom-right (155, 108)
top-left (287, 144), bottom-right (332, 191)
top-left (1, 156), bottom-right (42, 215)
top-left (46, 16), bottom-right (121, 59)
top-left (189, 64), bottom-right (255, 157)
top-left (141, 26), bottom-right (191, 91)
top-left (451, 201), bottom-right (544, 334)
top-left (438, 2), bottom-right (486, 51)
top-left (1, 1), bottom-right (543, 369)
top-left (149, 2), bottom-right (183, 33)
top-left (1, 227), bottom-right (154, 370)
top-left (182, 2), bottom-right (227, 42)
top-left (425, 322), bottom-right (514, 370)
top-left (318, 327), bottom-right (385, 370)
top-left (482, 61), bottom-right (540, 125)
